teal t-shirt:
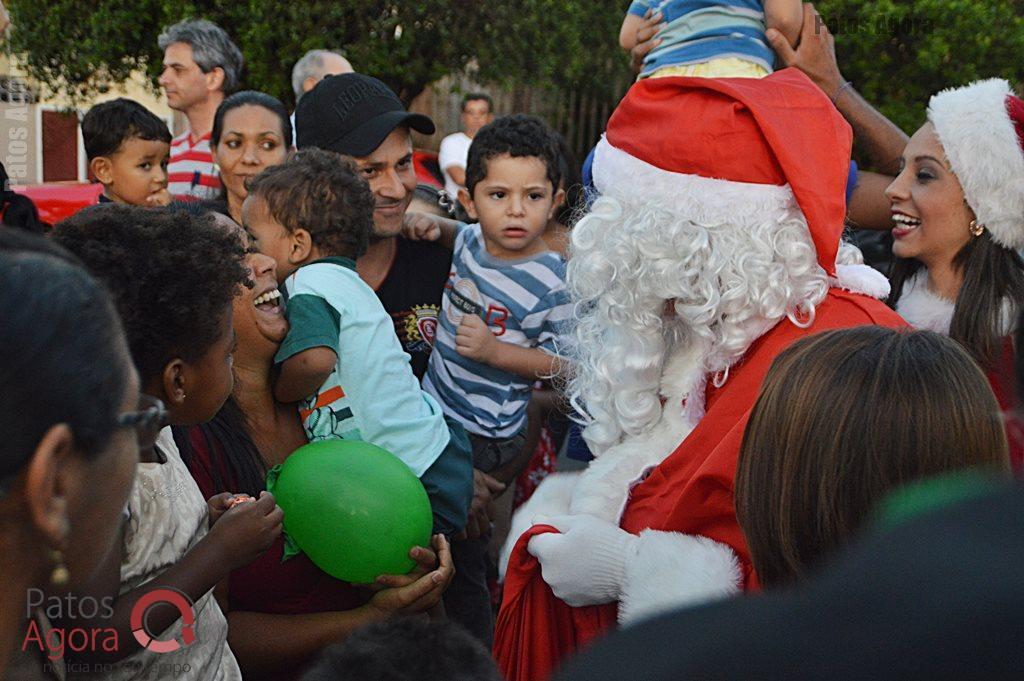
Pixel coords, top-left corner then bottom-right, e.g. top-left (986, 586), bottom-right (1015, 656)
top-left (275, 257), bottom-right (451, 477)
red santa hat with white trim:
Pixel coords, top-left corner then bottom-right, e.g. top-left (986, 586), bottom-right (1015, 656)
top-left (592, 68), bottom-right (852, 276)
top-left (927, 78), bottom-right (1024, 250)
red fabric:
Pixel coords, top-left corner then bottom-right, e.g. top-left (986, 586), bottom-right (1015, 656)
top-left (604, 69), bottom-right (852, 276)
top-left (493, 525), bottom-right (617, 681)
top-left (985, 338), bottom-right (1024, 474)
top-left (184, 429), bottom-right (371, 617)
top-left (514, 426), bottom-right (558, 510)
top-left (1005, 95), bottom-right (1024, 151)
top-left (494, 290), bottom-right (907, 680)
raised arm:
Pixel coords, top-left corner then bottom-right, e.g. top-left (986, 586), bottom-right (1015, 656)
top-left (764, 0), bottom-right (803, 48)
top-left (766, 3), bottom-right (908, 175)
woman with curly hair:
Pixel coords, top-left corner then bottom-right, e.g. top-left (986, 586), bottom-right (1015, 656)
top-left (51, 205), bottom-right (284, 680)
top-left (885, 79), bottom-right (1024, 470)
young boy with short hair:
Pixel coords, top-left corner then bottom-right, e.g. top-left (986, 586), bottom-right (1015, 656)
top-left (81, 98), bottom-right (173, 207)
top-left (408, 114), bottom-right (572, 469)
top-left (242, 148), bottom-right (473, 537)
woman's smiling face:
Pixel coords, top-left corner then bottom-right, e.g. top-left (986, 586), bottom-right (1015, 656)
top-left (885, 122), bottom-right (976, 269)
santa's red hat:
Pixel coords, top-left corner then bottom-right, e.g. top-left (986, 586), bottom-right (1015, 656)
top-left (927, 79), bottom-right (1024, 250)
top-left (593, 68), bottom-right (852, 276)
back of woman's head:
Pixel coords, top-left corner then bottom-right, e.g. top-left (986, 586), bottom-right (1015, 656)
top-left (735, 326), bottom-right (1009, 588)
top-left (0, 248), bottom-right (130, 480)
top-left (51, 204), bottom-right (249, 386)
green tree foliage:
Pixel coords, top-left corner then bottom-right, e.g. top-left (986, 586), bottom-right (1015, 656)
top-left (5, 0), bottom-right (629, 107)
top-left (6, 0), bottom-right (1023, 134)
top-left (814, 0), bottom-right (1024, 133)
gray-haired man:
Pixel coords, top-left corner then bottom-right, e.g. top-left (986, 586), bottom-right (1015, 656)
top-left (158, 19), bottom-right (243, 199)
top-left (291, 49), bottom-right (353, 102)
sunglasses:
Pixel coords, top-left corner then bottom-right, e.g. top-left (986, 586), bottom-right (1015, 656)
top-left (117, 393), bottom-right (168, 451)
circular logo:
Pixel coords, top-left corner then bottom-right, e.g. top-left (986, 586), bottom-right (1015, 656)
top-left (130, 588), bottom-right (196, 653)
top-left (445, 278), bottom-right (482, 326)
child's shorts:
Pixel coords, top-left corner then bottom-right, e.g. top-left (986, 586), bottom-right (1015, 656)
top-left (647, 57), bottom-right (769, 80)
top-left (467, 429), bottom-right (529, 474)
top-left (419, 415), bottom-right (474, 536)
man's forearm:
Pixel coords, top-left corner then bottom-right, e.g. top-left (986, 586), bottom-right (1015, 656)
top-left (835, 87), bottom-right (908, 176)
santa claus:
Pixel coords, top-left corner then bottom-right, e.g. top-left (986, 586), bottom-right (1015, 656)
top-left (494, 70), bottom-right (907, 680)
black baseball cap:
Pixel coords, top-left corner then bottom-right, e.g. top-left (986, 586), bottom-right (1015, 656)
top-left (295, 73), bottom-right (435, 156)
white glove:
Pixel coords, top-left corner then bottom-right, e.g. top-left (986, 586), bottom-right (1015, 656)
top-left (527, 514), bottom-right (638, 607)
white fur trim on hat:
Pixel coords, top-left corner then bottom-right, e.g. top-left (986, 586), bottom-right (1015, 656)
top-left (618, 529), bottom-right (742, 626)
top-left (593, 136), bottom-right (798, 219)
top-left (928, 79), bottom-right (1024, 250)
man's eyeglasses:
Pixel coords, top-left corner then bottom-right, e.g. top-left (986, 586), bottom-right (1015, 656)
top-left (117, 393), bottom-right (167, 451)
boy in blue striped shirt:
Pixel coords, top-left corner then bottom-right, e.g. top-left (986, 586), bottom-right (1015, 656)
top-left (406, 113), bottom-right (571, 490)
top-left (620, 0), bottom-right (802, 79)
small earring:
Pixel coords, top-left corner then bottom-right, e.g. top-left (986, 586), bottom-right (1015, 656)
top-left (49, 549), bottom-right (69, 587)
top-left (970, 220), bottom-right (985, 237)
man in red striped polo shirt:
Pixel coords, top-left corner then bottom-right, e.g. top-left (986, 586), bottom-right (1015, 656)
top-left (158, 19), bottom-right (243, 200)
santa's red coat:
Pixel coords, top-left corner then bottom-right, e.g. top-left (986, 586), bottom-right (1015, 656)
top-left (494, 288), bottom-right (908, 681)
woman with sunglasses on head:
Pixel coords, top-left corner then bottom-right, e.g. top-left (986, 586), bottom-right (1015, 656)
top-left (884, 80), bottom-right (1024, 471)
top-left (0, 234), bottom-right (139, 677)
top-left (50, 204), bottom-right (283, 680)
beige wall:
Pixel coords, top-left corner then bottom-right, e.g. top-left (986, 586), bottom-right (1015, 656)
top-left (0, 54), bottom-right (174, 185)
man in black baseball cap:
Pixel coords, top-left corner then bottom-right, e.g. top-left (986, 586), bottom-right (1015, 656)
top-left (295, 74), bottom-right (498, 646)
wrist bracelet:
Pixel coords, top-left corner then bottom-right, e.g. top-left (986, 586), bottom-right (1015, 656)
top-left (831, 80), bottom-right (853, 104)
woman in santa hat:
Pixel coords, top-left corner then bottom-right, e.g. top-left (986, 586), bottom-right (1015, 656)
top-left (885, 79), bottom-right (1024, 471)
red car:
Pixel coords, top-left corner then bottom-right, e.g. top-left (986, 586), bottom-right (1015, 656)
top-left (15, 151), bottom-right (443, 227)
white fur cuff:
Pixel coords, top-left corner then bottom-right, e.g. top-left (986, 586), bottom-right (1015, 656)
top-left (618, 529), bottom-right (742, 626)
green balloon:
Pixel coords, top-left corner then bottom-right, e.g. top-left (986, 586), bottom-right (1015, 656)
top-left (272, 439), bottom-right (433, 583)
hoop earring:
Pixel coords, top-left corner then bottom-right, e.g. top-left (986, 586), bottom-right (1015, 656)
top-left (969, 220), bottom-right (985, 237)
top-left (49, 549), bottom-right (69, 587)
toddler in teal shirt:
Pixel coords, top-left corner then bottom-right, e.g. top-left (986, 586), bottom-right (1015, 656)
top-left (243, 148), bottom-right (473, 536)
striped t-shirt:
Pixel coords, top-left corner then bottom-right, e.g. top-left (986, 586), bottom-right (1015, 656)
top-left (168, 130), bottom-right (221, 200)
top-left (424, 224), bottom-right (571, 439)
top-left (628, 0), bottom-right (774, 77)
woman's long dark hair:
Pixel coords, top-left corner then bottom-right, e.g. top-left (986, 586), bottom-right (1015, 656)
top-left (888, 232), bottom-right (1024, 370)
top-left (174, 396), bottom-right (268, 498)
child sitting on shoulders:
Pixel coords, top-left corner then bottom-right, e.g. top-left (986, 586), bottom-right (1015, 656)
top-left (405, 114), bottom-right (572, 489)
top-left (82, 98), bottom-right (173, 207)
top-left (620, 0), bottom-right (803, 79)
top-left (242, 148), bottom-right (473, 537)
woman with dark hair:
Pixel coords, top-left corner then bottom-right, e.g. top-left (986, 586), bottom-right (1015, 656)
top-left (735, 326), bottom-right (1010, 588)
top-left (176, 215), bottom-right (454, 681)
top-left (0, 237), bottom-right (140, 675)
top-left (212, 90), bottom-right (293, 224)
top-left (885, 79), bottom-right (1024, 470)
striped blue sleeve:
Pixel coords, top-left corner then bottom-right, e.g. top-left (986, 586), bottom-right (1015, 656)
top-left (628, 0), bottom-right (651, 17)
top-left (522, 286), bottom-right (572, 355)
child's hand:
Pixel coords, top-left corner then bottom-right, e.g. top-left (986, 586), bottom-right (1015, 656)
top-left (207, 493), bottom-right (256, 527)
top-left (402, 211), bottom-right (441, 241)
top-left (206, 490), bottom-right (283, 570)
top-left (145, 188), bottom-right (173, 207)
top-left (455, 313), bottom-right (497, 365)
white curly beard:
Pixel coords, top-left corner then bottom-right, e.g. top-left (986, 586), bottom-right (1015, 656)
top-left (566, 184), bottom-right (831, 456)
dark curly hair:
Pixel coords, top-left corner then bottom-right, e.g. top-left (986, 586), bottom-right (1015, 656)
top-left (246, 147), bottom-right (374, 259)
top-left (51, 204), bottom-right (249, 386)
top-left (302, 618), bottom-right (502, 681)
top-left (464, 114), bottom-right (562, 196)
